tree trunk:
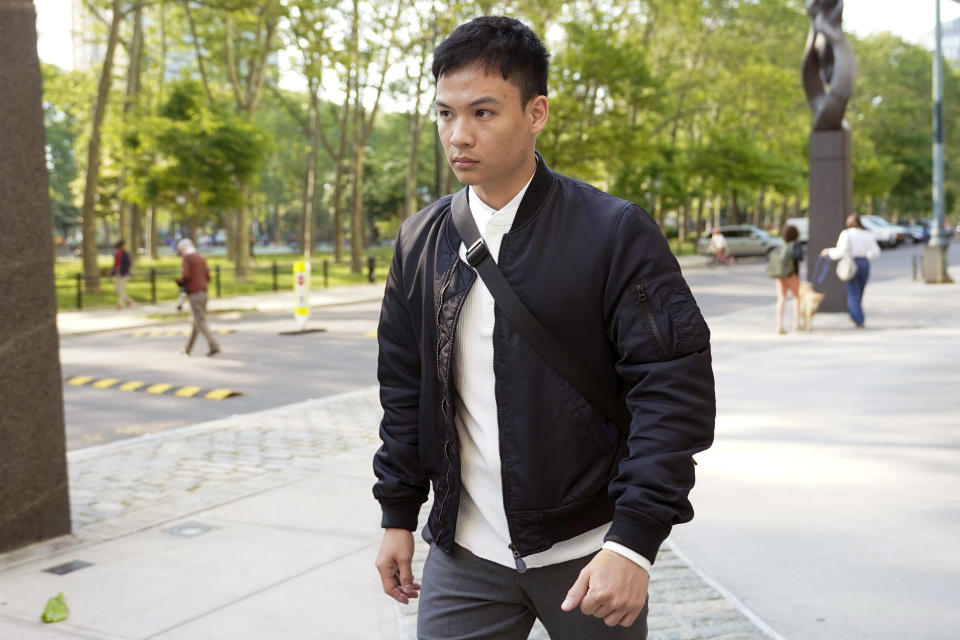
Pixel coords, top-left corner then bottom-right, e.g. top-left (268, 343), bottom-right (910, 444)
top-left (147, 206), bottom-right (157, 258)
top-left (728, 190), bottom-right (740, 225)
top-left (753, 186), bottom-right (765, 228)
top-left (302, 92), bottom-right (319, 257)
top-left (350, 142), bottom-right (365, 273)
top-left (678, 196), bottom-right (690, 245)
top-left (118, 2), bottom-right (144, 264)
top-left (80, 0), bottom-right (123, 294)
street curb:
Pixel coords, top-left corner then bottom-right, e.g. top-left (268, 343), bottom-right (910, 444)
top-left (67, 386), bottom-right (380, 461)
top-left (666, 540), bottom-right (788, 640)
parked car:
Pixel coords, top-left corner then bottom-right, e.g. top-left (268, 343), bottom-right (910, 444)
top-left (784, 217), bottom-right (809, 244)
top-left (859, 215), bottom-right (902, 248)
top-left (894, 218), bottom-right (931, 244)
top-left (697, 224), bottom-right (782, 257)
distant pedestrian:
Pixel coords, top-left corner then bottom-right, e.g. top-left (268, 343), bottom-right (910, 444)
top-left (110, 240), bottom-right (133, 308)
top-left (820, 214), bottom-right (881, 328)
top-left (176, 239), bottom-right (220, 356)
top-left (767, 224), bottom-right (805, 334)
top-left (707, 228), bottom-right (734, 266)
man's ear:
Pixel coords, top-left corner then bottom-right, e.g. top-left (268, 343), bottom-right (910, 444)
top-left (528, 95), bottom-right (549, 134)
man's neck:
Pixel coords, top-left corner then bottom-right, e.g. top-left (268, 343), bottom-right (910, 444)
top-left (471, 154), bottom-right (538, 211)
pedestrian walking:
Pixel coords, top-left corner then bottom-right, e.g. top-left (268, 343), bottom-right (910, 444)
top-left (820, 214), bottom-right (881, 328)
top-left (176, 238), bottom-right (220, 356)
top-left (372, 17), bottom-right (715, 640)
top-left (110, 240), bottom-right (133, 308)
top-left (766, 224), bottom-right (805, 333)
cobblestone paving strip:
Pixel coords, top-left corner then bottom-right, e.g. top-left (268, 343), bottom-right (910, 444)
top-left (0, 388), bottom-right (382, 572)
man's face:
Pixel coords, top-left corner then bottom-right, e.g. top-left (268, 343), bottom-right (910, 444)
top-left (435, 65), bottom-right (548, 209)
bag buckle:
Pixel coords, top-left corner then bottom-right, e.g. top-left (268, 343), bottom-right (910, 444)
top-left (466, 238), bottom-right (489, 268)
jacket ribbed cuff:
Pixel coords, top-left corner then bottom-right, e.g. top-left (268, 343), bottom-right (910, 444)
top-left (604, 508), bottom-right (672, 566)
top-left (380, 500), bottom-right (422, 531)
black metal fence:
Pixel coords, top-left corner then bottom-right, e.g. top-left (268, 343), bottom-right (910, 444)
top-left (56, 257), bottom-right (379, 310)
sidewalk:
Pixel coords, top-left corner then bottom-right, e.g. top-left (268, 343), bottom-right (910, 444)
top-left (5, 268), bottom-right (953, 639)
top-left (56, 282), bottom-right (387, 337)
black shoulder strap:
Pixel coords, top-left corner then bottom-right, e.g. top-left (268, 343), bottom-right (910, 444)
top-left (450, 188), bottom-right (631, 435)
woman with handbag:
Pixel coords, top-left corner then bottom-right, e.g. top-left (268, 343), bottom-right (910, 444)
top-left (820, 214), bottom-right (881, 328)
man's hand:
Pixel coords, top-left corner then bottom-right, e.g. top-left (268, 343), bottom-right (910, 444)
top-left (375, 528), bottom-right (421, 604)
top-left (560, 549), bottom-right (649, 627)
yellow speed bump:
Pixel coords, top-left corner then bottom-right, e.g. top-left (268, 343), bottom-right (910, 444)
top-left (65, 376), bottom-right (241, 400)
top-left (204, 388), bottom-right (242, 400)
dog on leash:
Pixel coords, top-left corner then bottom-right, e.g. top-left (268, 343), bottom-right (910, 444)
top-left (797, 281), bottom-right (825, 331)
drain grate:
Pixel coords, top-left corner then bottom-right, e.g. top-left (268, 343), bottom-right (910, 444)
top-left (43, 561), bottom-right (93, 575)
top-left (162, 522), bottom-right (214, 538)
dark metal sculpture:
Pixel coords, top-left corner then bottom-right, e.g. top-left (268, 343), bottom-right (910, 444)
top-left (802, 0), bottom-right (857, 130)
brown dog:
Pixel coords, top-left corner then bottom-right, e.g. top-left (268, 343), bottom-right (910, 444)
top-left (798, 281), bottom-right (825, 331)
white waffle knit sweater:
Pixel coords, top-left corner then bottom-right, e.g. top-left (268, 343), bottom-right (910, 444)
top-left (452, 181), bottom-right (651, 573)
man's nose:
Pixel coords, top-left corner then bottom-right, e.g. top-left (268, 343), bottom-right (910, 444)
top-left (448, 118), bottom-right (473, 148)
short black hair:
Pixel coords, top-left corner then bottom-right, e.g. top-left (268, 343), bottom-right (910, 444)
top-left (782, 224), bottom-right (799, 242)
top-left (432, 16), bottom-right (550, 105)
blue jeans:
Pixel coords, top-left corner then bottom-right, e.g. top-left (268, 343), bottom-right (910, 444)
top-left (844, 257), bottom-right (870, 325)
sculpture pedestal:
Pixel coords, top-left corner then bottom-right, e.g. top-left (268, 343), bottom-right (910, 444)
top-left (0, 1), bottom-right (72, 553)
top-left (808, 129), bottom-right (853, 312)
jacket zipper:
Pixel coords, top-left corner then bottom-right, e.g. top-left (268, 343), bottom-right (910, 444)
top-left (635, 283), bottom-right (668, 359)
top-left (493, 237), bottom-right (528, 573)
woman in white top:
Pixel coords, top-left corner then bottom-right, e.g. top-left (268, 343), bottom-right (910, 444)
top-left (820, 214), bottom-right (881, 328)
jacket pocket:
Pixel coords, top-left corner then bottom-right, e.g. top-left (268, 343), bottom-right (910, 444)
top-left (634, 271), bottom-right (710, 360)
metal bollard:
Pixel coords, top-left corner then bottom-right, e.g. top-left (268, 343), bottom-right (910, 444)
top-left (150, 268), bottom-right (157, 303)
top-left (367, 256), bottom-right (376, 282)
top-left (912, 254), bottom-right (918, 280)
top-left (75, 273), bottom-right (83, 309)
top-left (272, 261), bottom-right (278, 291)
top-left (323, 260), bottom-right (329, 288)
top-left (215, 265), bottom-right (221, 298)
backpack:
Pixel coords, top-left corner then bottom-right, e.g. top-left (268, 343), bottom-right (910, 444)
top-left (766, 241), bottom-right (795, 278)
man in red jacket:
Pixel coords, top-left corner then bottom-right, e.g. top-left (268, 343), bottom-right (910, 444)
top-left (176, 238), bottom-right (220, 356)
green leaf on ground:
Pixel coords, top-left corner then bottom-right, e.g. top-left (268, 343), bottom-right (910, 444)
top-left (41, 592), bottom-right (69, 623)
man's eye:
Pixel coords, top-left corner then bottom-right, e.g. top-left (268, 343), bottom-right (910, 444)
top-left (437, 110), bottom-right (451, 119)
top-left (476, 109), bottom-right (492, 118)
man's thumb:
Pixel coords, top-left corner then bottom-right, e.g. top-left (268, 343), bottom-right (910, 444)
top-left (561, 571), bottom-right (589, 611)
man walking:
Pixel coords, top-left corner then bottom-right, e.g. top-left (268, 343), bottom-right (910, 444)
top-left (111, 240), bottom-right (133, 308)
top-left (373, 17), bottom-right (714, 639)
top-left (176, 238), bottom-right (220, 357)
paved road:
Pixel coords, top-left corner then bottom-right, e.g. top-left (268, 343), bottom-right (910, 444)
top-left (59, 241), bottom-right (938, 450)
top-left (60, 302), bottom-right (381, 449)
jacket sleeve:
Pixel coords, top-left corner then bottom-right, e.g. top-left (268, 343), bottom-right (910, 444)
top-left (601, 204), bottom-right (716, 565)
top-left (372, 226), bottom-right (430, 530)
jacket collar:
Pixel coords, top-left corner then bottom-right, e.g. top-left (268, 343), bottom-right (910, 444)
top-left (513, 151), bottom-right (554, 230)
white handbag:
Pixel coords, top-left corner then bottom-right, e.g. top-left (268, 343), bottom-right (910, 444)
top-left (836, 253), bottom-right (857, 282)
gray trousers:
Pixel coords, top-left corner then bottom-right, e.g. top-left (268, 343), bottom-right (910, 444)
top-left (418, 544), bottom-right (648, 640)
top-left (185, 291), bottom-right (219, 353)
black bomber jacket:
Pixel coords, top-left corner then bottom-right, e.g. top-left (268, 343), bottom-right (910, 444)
top-left (373, 154), bottom-right (716, 566)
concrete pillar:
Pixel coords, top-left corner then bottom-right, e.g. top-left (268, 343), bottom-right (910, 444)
top-left (0, 0), bottom-right (72, 552)
top-left (808, 129), bottom-right (853, 313)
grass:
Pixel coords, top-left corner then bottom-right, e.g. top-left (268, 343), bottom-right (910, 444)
top-left (55, 247), bottom-right (394, 311)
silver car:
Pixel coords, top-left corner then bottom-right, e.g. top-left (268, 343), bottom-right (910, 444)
top-left (697, 225), bottom-right (783, 257)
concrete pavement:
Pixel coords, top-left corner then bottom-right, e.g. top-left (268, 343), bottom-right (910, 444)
top-left (2, 262), bottom-right (955, 639)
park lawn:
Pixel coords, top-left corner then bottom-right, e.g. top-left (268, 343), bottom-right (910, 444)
top-left (55, 247), bottom-right (394, 311)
